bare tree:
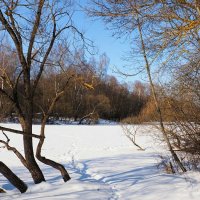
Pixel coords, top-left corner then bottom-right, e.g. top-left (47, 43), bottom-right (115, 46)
top-left (136, 12), bottom-right (186, 172)
top-left (87, 0), bottom-right (200, 172)
top-left (0, 0), bottom-right (84, 184)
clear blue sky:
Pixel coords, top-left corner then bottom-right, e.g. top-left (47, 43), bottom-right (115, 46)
top-left (73, 0), bottom-right (144, 84)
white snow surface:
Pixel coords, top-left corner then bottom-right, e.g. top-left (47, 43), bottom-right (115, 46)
top-left (0, 123), bottom-right (200, 200)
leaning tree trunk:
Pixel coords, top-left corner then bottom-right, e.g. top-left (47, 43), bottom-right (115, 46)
top-left (137, 17), bottom-right (186, 172)
top-left (36, 121), bottom-right (71, 182)
top-left (0, 161), bottom-right (27, 193)
top-left (23, 117), bottom-right (45, 184)
top-left (0, 188), bottom-right (6, 193)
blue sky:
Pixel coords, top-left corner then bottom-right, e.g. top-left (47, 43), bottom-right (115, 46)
top-left (73, 0), bottom-right (143, 84)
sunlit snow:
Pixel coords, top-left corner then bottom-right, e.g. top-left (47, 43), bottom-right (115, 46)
top-left (0, 123), bottom-right (200, 200)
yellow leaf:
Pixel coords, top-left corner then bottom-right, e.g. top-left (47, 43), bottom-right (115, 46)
top-left (83, 83), bottom-right (94, 90)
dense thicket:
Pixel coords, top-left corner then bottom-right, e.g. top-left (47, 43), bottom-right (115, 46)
top-left (0, 51), bottom-right (148, 123)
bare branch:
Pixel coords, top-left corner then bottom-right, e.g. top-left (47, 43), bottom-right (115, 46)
top-left (0, 126), bottom-right (43, 139)
top-left (0, 10), bottom-right (27, 67)
top-left (27, 0), bottom-right (45, 67)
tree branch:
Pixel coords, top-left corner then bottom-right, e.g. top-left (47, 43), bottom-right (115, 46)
top-left (0, 10), bottom-right (27, 67)
top-left (27, 0), bottom-right (45, 67)
top-left (0, 126), bottom-right (43, 139)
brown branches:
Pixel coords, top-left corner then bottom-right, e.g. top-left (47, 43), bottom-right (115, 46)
top-left (0, 10), bottom-right (27, 67)
top-left (35, 75), bottom-right (73, 182)
top-left (0, 126), bottom-right (43, 139)
top-left (122, 124), bottom-right (144, 151)
top-left (27, 0), bottom-right (45, 67)
top-left (0, 131), bottom-right (28, 168)
top-left (0, 0), bottom-right (85, 185)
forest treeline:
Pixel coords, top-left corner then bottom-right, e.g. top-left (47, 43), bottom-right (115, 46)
top-left (0, 48), bottom-right (149, 123)
top-left (1, 45), bottom-right (199, 126)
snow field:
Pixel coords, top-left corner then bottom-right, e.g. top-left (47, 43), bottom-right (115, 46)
top-left (0, 123), bottom-right (200, 199)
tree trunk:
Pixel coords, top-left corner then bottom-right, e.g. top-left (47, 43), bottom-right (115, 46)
top-left (23, 120), bottom-right (45, 183)
top-left (36, 152), bottom-right (71, 182)
top-left (36, 121), bottom-right (71, 182)
top-left (137, 17), bottom-right (186, 172)
top-left (0, 161), bottom-right (27, 193)
top-left (0, 188), bottom-right (6, 193)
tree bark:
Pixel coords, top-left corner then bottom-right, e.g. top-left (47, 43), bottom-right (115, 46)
top-left (0, 188), bottom-right (6, 193)
top-left (36, 151), bottom-right (71, 182)
top-left (36, 120), bottom-right (71, 182)
top-left (23, 120), bottom-right (45, 183)
top-left (0, 125), bottom-right (42, 139)
top-left (0, 161), bottom-right (27, 193)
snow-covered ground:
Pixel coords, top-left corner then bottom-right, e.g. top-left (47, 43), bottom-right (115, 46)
top-left (0, 123), bottom-right (200, 200)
